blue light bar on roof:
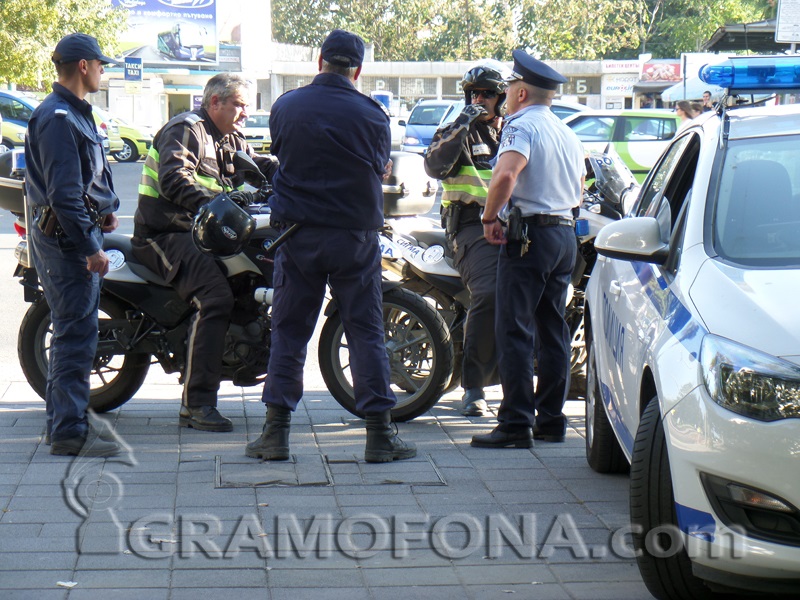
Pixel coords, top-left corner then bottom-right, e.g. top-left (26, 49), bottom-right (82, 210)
top-left (699, 56), bottom-right (800, 92)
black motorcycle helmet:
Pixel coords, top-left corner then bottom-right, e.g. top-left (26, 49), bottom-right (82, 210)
top-left (462, 65), bottom-right (508, 118)
top-left (192, 193), bottom-right (257, 259)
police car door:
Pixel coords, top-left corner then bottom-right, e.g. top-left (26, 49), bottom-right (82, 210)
top-left (592, 132), bottom-right (700, 453)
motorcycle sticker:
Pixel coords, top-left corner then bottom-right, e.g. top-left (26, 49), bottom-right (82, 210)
top-left (105, 249), bottom-right (126, 271)
top-left (422, 245), bottom-right (445, 264)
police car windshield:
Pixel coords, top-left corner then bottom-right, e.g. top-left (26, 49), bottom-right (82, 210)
top-left (408, 105), bottom-right (449, 126)
top-left (713, 134), bottom-right (800, 267)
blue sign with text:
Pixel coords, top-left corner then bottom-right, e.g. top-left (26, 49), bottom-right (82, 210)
top-left (125, 57), bottom-right (143, 81)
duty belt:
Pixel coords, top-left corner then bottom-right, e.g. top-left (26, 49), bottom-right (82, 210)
top-left (522, 214), bottom-right (575, 228)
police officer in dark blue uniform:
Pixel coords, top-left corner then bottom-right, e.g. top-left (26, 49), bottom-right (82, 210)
top-left (246, 29), bottom-right (416, 464)
top-left (25, 33), bottom-right (122, 457)
top-left (471, 51), bottom-right (586, 449)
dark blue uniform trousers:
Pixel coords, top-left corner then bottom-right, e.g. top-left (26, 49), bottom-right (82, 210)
top-left (261, 227), bottom-right (396, 414)
top-left (31, 226), bottom-right (102, 442)
top-left (495, 224), bottom-right (577, 434)
top-left (452, 223), bottom-right (499, 390)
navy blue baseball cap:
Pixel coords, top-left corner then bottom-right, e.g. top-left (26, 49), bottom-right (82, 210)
top-left (52, 33), bottom-right (122, 66)
top-left (506, 50), bottom-right (566, 91)
top-left (321, 29), bottom-right (365, 68)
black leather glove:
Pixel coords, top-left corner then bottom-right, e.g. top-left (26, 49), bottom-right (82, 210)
top-left (229, 190), bottom-right (255, 207)
top-left (454, 104), bottom-right (488, 126)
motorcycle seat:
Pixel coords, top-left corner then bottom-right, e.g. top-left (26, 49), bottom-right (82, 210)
top-left (102, 233), bottom-right (172, 288)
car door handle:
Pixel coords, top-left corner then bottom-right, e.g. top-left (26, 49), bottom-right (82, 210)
top-left (609, 280), bottom-right (621, 299)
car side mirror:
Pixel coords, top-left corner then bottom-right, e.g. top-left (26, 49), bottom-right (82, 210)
top-left (398, 120), bottom-right (406, 127)
top-left (595, 217), bottom-right (669, 265)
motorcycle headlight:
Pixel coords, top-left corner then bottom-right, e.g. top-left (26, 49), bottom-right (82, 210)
top-left (701, 334), bottom-right (800, 422)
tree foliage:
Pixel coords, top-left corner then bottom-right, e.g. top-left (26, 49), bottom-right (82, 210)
top-left (0, 0), bottom-right (127, 89)
top-left (272, 0), bottom-right (779, 61)
top-left (640, 0), bottom-right (774, 57)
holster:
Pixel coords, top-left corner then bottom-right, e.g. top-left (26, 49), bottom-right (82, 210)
top-left (507, 206), bottom-right (524, 242)
top-left (36, 207), bottom-right (60, 238)
top-left (443, 204), bottom-right (461, 239)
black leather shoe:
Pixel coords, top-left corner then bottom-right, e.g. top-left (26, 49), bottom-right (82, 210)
top-left (533, 424), bottom-right (566, 443)
top-left (51, 434), bottom-right (120, 457)
top-left (179, 406), bottom-right (233, 432)
top-left (45, 422), bottom-right (117, 446)
top-left (364, 411), bottom-right (417, 463)
top-left (246, 405), bottom-right (291, 461)
top-left (471, 427), bottom-right (533, 449)
top-left (460, 388), bottom-right (488, 417)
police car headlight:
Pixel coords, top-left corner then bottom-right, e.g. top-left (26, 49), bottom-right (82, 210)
top-left (701, 335), bottom-right (800, 422)
top-left (402, 136), bottom-right (421, 146)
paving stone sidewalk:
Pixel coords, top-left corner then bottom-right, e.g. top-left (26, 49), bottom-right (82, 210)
top-left (0, 371), bottom-right (653, 600)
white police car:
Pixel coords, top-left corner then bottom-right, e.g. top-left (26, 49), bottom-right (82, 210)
top-left (583, 56), bottom-right (800, 599)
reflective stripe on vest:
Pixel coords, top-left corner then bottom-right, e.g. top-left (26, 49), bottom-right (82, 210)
top-left (440, 164), bottom-right (492, 208)
top-left (137, 144), bottom-right (228, 200)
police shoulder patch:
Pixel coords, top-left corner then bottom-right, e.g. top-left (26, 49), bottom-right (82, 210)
top-left (54, 109), bottom-right (68, 118)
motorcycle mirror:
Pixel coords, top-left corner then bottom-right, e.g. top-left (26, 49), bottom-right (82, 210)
top-left (233, 150), bottom-right (266, 185)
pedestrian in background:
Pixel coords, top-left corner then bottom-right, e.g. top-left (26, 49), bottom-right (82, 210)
top-left (424, 63), bottom-right (506, 417)
top-left (675, 100), bottom-right (698, 123)
top-left (246, 29), bottom-right (416, 463)
top-left (472, 50), bottom-right (585, 449)
top-left (25, 33), bottom-right (122, 457)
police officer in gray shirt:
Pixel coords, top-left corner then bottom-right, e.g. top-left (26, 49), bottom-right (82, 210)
top-left (471, 50), bottom-right (585, 449)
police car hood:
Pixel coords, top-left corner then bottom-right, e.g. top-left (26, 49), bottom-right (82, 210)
top-left (690, 259), bottom-right (800, 361)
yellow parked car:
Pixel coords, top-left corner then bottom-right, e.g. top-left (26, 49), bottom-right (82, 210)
top-left (92, 106), bottom-right (124, 155)
top-left (109, 116), bottom-right (154, 162)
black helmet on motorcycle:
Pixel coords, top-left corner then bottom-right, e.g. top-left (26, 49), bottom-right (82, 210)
top-left (192, 193), bottom-right (257, 259)
top-left (462, 65), bottom-right (508, 118)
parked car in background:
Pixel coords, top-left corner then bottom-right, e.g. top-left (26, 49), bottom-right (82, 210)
top-left (0, 90), bottom-right (38, 149)
top-left (242, 111), bottom-right (270, 154)
top-left (564, 109), bottom-right (680, 182)
top-left (92, 107), bottom-right (124, 155)
top-left (584, 55), bottom-right (800, 600)
top-left (550, 99), bottom-right (587, 120)
top-left (110, 116), bottom-right (153, 162)
top-left (400, 99), bottom-right (464, 154)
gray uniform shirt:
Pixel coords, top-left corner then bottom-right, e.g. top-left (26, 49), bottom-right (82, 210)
top-left (497, 104), bottom-right (585, 217)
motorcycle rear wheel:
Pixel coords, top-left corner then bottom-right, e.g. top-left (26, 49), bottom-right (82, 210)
top-left (18, 296), bottom-right (151, 413)
top-left (319, 287), bottom-right (454, 422)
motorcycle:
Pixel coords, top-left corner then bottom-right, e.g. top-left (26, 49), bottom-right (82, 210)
top-left (374, 150), bottom-right (635, 403)
top-left (7, 150), bottom-right (453, 420)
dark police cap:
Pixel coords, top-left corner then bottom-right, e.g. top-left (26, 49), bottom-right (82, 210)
top-left (52, 33), bottom-right (122, 66)
top-left (321, 29), bottom-right (365, 68)
top-left (505, 49), bottom-right (566, 91)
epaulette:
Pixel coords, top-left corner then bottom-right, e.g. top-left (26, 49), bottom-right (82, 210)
top-left (184, 113), bottom-right (202, 126)
top-left (54, 109), bottom-right (68, 118)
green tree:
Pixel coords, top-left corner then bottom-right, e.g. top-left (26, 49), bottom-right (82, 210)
top-left (514, 0), bottom-right (646, 60)
top-left (0, 0), bottom-right (127, 89)
top-left (271, 0), bottom-right (516, 62)
top-left (641, 0), bottom-right (775, 57)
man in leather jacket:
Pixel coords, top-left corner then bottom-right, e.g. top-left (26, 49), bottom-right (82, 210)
top-left (132, 73), bottom-right (278, 432)
top-left (424, 64), bottom-right (505, 417)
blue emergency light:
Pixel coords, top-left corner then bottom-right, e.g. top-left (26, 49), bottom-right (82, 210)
top-left (699, 56), bottom-right (800, 92)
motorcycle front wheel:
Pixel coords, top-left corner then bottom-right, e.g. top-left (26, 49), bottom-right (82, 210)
top-left (318, 287), bottom-right (454, 422)
top-left (18, 296), bottom-right (151, 413)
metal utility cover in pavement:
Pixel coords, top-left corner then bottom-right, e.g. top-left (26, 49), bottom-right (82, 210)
top-left (216, 454), bottom-right (446, 488)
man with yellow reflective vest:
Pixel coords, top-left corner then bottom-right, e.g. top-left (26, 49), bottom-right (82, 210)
top-left (132, 73), bottom-right (278, 432)
top-left (424, 64), bottom-right (506, 417)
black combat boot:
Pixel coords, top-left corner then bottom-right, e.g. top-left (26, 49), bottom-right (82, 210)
top-left (245, 405), bottom-right (291, 461)
top-left (364, 410), bottom-right (417, 463)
